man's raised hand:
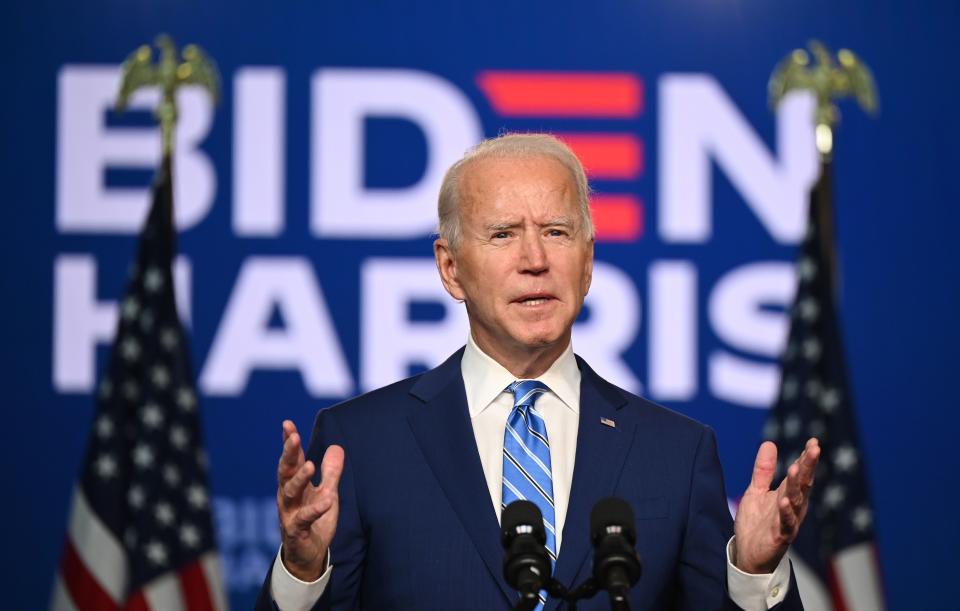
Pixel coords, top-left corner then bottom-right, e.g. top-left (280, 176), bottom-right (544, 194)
top-left (734, 437), bottom-right (820, 574)
top-left (276, 420), bottom-right (344, 582)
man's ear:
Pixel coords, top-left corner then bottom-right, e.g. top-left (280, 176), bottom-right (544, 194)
top-left (434, 238), bottom-right (466, 301)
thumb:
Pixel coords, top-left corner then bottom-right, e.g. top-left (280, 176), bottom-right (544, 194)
top-left (319, 445), bottom-right (345, 492)
top-left (749, 441), bottom-right (778, 493)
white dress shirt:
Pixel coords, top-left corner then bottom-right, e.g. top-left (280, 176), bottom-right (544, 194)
top-left (272, 336), bottom-right (791, 610)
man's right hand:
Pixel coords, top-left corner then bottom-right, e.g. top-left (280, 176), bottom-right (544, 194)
top-left (276, 420), bottom-right (345, 582)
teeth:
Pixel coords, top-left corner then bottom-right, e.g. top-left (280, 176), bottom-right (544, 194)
top-left (521, 298), bottom-right (548, 306)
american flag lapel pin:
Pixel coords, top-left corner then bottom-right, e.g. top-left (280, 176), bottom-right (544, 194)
top-left (600, 417), bottom-right (616, 428)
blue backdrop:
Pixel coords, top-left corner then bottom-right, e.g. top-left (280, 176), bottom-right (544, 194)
top-left (2, 1), bottom-right (958, 609)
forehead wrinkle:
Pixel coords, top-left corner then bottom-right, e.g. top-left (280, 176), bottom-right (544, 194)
top-left (458, 155), bottom-right (580, 231)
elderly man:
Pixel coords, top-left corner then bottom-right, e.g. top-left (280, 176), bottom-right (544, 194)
top-left (257, 134), bottom-right (819, 610)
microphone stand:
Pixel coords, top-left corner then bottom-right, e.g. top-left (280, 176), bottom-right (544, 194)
top-left (561, 576), bottom-right (599, 611)
top-left (512, 576), bottom-right (627, 611)
top-left (511, 578), bottom-right (568, 611)
top-left (512, 576), bottom-right (633, 611)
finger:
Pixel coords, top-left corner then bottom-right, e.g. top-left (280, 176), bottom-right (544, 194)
top-left (778, 495), bottom-right (799, 538)
top-left (749, 441), bottom-right (778, 493)
top-left (781, 463), bottom-right (803, 508)
top-left (282, 419), bottom-right (297, 442)
top-left (293, 495), bottom-right (336, 531)
top-left (796, 438), bottom-right (821, 487)
top-left (782, 439), bottom-right (820, 502)
top-left (278, 431), bottom-right (306, 483)
top-left (280, 460), bottom-right (316, 509)
top-left (319, 445), bottom-right (345, 492)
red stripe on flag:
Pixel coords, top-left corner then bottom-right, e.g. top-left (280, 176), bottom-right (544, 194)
top-left (590, 195), bottom-right (644, 242)
top-left (477, 72), bottom-right (643, 117)
top-left (827, 561), bottom-right (850, 611)
top-left (179, 560), bottom-right (216, 611)
top-left (123, 590), bottom-right (149, 611)
top-left (61, 539), bottom-right (120, 611)
top-left (557, 133), bottom-right (643, 179)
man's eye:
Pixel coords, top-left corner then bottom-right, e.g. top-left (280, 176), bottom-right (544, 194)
top-left (493, 231), bottom-right (510, 239)
top-left (548, 229), bottom-right (568, 237)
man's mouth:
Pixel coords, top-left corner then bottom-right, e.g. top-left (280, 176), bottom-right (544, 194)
top-left (514, 294), bottom-right (555, 307)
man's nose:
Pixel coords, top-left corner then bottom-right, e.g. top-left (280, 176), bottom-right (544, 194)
top-left (518, 231), bottom-right (548, 273)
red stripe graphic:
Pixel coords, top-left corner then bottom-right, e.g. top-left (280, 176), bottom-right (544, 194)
top-left (590, 195), bottom-right (644, 242)
top-left (558, 133), bottom-right (643, 180)
top-left (179, 560), bottom-right (216, 611)
top-left (61, 539), bottom-right (120, 611)
top-left (477, 72), bottom-right (643, 117)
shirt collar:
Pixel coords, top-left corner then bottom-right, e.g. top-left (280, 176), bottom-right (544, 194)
top-left (461, 334), bottom-right (581, 418)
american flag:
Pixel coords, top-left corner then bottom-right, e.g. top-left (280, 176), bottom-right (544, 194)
top-left (51, 157), bottom-right (227, 611)
top-left (764, 162), bottom-right (885, 611)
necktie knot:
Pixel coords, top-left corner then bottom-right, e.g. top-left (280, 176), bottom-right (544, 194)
top-left (508, 380), bottom-right (550, 410)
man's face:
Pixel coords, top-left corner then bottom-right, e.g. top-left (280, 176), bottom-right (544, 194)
top-left (435, 155), bottom-right (593, 361)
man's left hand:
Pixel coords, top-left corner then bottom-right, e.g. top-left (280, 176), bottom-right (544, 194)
top-left (734, 437), bottom-right (820, 574)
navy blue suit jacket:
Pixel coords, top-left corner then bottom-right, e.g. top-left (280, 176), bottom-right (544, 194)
top-left (258, 349), bottom-right (802, 610)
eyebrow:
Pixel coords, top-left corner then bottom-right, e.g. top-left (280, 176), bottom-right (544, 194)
top-left (484, 217), bottom-right (576, 232)
top-left (486, 221), bottom-right (519, 232)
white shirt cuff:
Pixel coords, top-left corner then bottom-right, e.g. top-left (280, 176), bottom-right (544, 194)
top-left (270, 547), bottom-right (332, 611)
top-left (725, 537), bottom-right (791, 611)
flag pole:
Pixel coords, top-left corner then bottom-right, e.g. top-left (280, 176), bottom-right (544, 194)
top-left (763, 41), bottom-right (885, 610)
top-left (51, 36), bottom-right (226, 611)
top-left (769, 40), bottom-right (878, 294)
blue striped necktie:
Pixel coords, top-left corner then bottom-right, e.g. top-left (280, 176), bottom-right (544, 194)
top-left (502, 380), bottom-right (555, 607)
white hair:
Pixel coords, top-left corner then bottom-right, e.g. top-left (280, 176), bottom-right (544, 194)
top-left (437, 133), bottom-right (594, 249)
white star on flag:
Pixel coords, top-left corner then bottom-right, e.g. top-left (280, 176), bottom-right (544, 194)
top-left (143, 267), bottom-right (165, 292)
top-left (823, 484), bottom-right (846, 509)
top-left (154, 501), bottom-right (176, 526)
top-left (141, 403), bottom-right (164, 429)
top-left (179, 523), bottom-right (201, 549)
top-left (852, 506), bottom-right (873, 531)
top-left (95, 415), bottom-right (114, 439)
top-left (186, 484), bottom-right (208, 509)
top-left (833, 445), bottom-right (859, 472)
top-left (151, 365), bottom-right (171, 389)
top-left (128, 485), bottom-right (145, 509)
top-left (132, 443), bottom-right (155, 469)
top-left (163, 464), bottom-right (181, 486)
top-left (145, 540), bottom-right (168, 566)
top-left (95, 454), bottom-right (118, 479)
top-left (121, 337), bottom-right (141, 362)
top-left (122, 296), bottom-right (140, 321)
top-left (170, 425), bottom-right (189, 450)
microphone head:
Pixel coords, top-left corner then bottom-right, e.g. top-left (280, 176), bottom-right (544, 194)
top-left (501, 500), bottom-right (552, 593)
top-left (590, 497), bottom-right (637, 546)
top-left (502, 500), bottom-right (546, 547)
top-left (590, 497), bottom-right (642, 592)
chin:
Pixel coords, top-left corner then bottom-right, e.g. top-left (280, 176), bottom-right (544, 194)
top-left (513, 327), bottom-right (566, 350)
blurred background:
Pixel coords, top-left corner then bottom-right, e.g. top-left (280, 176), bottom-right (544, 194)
top-left (2, 1), bottom-right (958, 609)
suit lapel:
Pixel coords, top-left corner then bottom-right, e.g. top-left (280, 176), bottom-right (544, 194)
top-left (547, 357), bottom-right (636, 610)
top-left (406, 350), bottom-right (514, 605)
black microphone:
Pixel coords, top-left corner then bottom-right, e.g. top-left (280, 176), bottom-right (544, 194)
top-left (502, 500), bottom-right (552, 610)
top-left (590, 497), bottom-right (642, 610)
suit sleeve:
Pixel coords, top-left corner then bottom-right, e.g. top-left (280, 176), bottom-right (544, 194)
top-left (255, 407), bottom-right (367, 611)
top-left (677, 425), bottom-right (736, 610)
top-left (772, 565), bottom-right (803, 610)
